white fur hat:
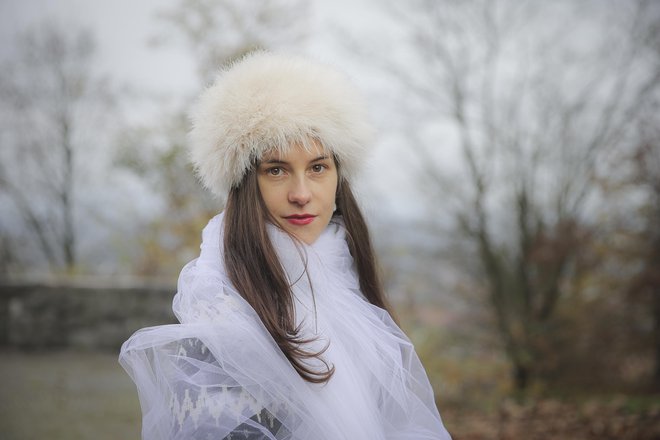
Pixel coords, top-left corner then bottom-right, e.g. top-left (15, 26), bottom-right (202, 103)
top-left (188, 51), bottom-right (373, 197)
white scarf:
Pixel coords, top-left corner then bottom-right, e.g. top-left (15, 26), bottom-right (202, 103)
top-left (120, 213), bottom-right (451, 439)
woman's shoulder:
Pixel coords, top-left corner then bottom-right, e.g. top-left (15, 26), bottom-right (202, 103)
top-left (194, 212), bottom-right (225, 272)
top-left (201, 212), bottom-right (225, 247)
top-left (206, 211), bottom-right (225, 228)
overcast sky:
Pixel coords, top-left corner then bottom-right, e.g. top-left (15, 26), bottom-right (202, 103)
top-left (0, 0), bottom-right (383, 95)
top-left (1, 0), bottom-right (197, 92)
top-left (0, 0), bottom-right (425, 222)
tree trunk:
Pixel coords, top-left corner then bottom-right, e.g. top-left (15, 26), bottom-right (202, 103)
top-left (654, 287), bottom-right (660, 390)
top-left (60, 115), bottom-right (76, 272)
top-left (513, 361), bottom-right (530, 393)
top-left (652, 244), bottom-right (660, 390)
top-left (650, 225), bottom-right (660, 390)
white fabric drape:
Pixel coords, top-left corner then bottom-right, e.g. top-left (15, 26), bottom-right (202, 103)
top-left (119, 213), bottom-right (452, 439)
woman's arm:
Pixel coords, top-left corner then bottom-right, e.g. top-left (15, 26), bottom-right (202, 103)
top-left (221, 407), bottom-right (283, 440)
top-left (170, 337), bottom-right (287, 440)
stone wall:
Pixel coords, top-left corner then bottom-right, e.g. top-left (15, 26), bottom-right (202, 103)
top-left (0, 281), bottom-right (177, 351)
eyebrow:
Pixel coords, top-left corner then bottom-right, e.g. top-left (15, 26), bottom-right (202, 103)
top-left (261, 155), bottom-right (330, 165)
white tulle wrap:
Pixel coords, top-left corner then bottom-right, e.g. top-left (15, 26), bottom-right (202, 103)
top-left (119, 213), bottom-right (451, 439)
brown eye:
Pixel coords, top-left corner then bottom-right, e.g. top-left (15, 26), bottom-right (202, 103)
top-left (268, 167), bottom-right (283, 176)
top-left (311, 164), bottom-right (325, 173)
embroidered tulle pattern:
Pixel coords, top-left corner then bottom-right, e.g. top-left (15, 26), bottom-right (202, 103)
top-left (169, 339), bottom-right (284, 437)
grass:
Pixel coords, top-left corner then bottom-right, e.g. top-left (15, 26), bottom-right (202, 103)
top-left (1, 350), bottom-right (659, 440)
top-left (0, 350), bottom-right (141, 440)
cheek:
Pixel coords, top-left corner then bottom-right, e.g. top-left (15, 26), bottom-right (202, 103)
top-left (323, 178), bottom-right (338, 210)
top-left (257, 179), bottom-right (280, 214)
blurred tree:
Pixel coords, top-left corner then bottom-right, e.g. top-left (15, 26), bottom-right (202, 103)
top-left (629, 4), bottom-right (660, 388)
top-left (373, 0), bottom-right (660, 391)
top-left (115, 111), bottom-right (216, 277)
top-left (0, 22), bottom-right (115, 274)
top-left (115, 0), bottom-right (310, 275)
top-left (628, 114), bottom-right (660, 389)
top-left (152, 0), bottom-right (309, 83)
top-left (549, 13), bottom-right (660, 388)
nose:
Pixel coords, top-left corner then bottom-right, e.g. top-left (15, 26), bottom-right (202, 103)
top-left (288, 176), bottom-right (311, 206)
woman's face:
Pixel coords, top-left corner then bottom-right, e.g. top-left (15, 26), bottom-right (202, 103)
top-left (257, 141), bottom-right (338, 245)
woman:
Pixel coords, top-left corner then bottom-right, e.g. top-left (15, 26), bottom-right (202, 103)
top-left (120, 52), bottom-right (452, 439)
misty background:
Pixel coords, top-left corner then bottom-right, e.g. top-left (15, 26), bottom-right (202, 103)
top-left (1, 0), bottom-right (659, 439)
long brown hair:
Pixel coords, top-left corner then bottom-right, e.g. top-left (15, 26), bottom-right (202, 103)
top-left (223, 161), bottom-right (394, 384)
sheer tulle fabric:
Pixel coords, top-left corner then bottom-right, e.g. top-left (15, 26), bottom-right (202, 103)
top-left (119, 214), bottom-right (451, 439)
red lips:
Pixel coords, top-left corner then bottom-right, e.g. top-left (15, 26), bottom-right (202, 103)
top-left (284, 214), bottom-right (316, 225)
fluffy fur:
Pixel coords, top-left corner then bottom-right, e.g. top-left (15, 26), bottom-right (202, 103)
top-left (188, 51), bottom-right (373, 197)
